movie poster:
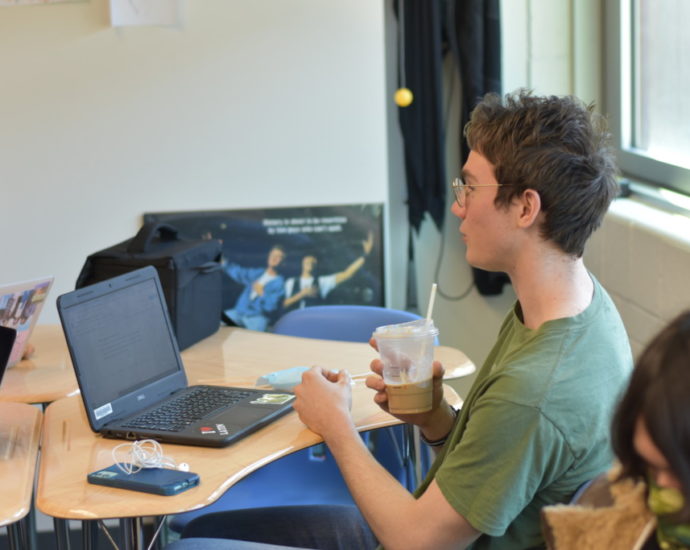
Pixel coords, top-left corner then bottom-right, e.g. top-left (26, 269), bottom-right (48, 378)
top-left (144, 204), bottom-right (384, 332)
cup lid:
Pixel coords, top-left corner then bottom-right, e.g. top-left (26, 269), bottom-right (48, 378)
top-left (373, 318), bottom-right (438, 338)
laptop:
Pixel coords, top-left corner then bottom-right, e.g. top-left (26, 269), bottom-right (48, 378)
top-left (0, 326), bottom-right (17, 457)
top-left (57, 266), bottom-right (295, 448)
top-left (0, 276), bottom-right (54, 367)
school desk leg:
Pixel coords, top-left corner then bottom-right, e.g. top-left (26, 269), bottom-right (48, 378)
top-left (53, 517), bottom-right (71, 550)
top-left (7, 522), bottom-right (24, 550)
top-left (81, 520), bottom-right (98, 550)
top-left (120, 517), bottom-right (144, 550)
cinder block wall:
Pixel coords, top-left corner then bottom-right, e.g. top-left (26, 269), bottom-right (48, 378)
top-left (585, 198), bottom-right (690, 357)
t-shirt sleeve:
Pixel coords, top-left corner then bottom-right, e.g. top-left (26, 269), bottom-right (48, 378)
top-left (317, 274), bottom-right (337, 299)
top-left (284, 278), bottom-right (294, 298)
top-left (434, 397), bottom-right (574, 537)
top-left (225, 264), bottom-right (255, 285)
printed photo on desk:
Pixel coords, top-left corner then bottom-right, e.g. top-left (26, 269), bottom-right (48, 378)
top-left (144, 204), bottom-right (384, 332)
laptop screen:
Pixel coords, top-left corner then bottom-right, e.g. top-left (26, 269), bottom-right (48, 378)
top-left (0, 326), bottom-right (16, 382)
top-left (0, 276), bottom-right (53, 367)
top-left (59, 274), bottom-right (181, 408)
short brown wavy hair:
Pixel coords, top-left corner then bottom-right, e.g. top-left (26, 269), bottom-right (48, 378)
top-left (464, 90), bottom-right (619, 257)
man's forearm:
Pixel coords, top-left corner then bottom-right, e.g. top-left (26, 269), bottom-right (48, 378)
top-left (334, 255), bottom-right (365, 285)
top-left (323, 422), bottom-right (477, 550)
top-left (323, 423), bottom-right (427, 549)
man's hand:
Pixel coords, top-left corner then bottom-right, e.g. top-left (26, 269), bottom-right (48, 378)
top-left (299, 286), bottom-right (318, 299)
top-left (293, 367), bottom-right (353, 441)
top-left (252, 281), bottom-right (265, 296)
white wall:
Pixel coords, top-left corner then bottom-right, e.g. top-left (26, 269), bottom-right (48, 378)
top-left (586, 200), bottom-right (690, 357)
top-left (383, 0), bottom-right (412, 313)
top-left (0, 0), bottom-right (390, 324)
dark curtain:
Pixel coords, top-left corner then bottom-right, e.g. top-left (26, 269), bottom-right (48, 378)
top-left (396, 0), bottom-right (507, 295)
top-left (451, 0), bottom-right (508, 295)
top-left (396, 0), bottom-right (446, 233)
top-left (449, 0), bottom-right (501, 168)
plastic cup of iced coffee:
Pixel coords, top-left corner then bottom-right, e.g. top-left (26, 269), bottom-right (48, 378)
top-left (373, 319), bottom-right (439, 414)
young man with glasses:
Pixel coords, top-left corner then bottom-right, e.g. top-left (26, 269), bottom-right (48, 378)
top-left (179, 91), bottom-right (633, 550)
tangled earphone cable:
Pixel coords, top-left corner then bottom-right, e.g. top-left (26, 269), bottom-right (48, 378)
top-left (111, 439), bottom-right (177, 474)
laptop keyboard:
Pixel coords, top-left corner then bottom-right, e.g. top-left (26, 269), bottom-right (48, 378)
top-left (121, 386), bottom-right (253, 433)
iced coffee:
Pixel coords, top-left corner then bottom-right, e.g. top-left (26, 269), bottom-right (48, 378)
top-left (373, 319), bottom-right (438, 414)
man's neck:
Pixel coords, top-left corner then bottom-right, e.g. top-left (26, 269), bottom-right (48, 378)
top-left (510, 247), bottom-right (593, 331)
top-left (266, 267), bottom-right (277, 277)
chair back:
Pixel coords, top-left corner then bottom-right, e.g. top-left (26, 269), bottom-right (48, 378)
top-left (273, 305), bottom-right (423, 343)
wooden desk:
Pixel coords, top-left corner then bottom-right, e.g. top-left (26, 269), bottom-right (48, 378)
top-left (0, 325), bottom-right (78, 404)
top-left (181, 326), bottom-right (476, 386)
top-left (0, 402), bottom-right (42, 549)
top-left (37, 327), bottom-right (468, 523)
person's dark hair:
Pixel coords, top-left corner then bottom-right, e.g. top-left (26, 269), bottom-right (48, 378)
top-left (300, 251), bottom-right (320, 276)
top-left (464, 89), bottom-right (619, 257)
top-left (611, 310), bottom-right (690, 521)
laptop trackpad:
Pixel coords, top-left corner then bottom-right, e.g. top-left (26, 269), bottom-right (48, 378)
top-left (211, 402), bottom-right (289, 428)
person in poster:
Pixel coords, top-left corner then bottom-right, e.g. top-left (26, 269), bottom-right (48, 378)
top-left (222, 244), bottom-right (287, 332)
top-left (282, 231), bottom-right (374, 313)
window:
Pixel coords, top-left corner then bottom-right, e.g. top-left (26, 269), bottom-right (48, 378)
top-left (606, 0), bottom-right (690, 200)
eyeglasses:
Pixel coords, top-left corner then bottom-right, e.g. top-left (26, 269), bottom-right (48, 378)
top-left (451, 177), bottom-right (507, 208)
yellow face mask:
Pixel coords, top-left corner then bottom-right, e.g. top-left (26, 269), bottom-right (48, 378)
top-left (648, 480), bottom-right (686, 516)
top-left (647, 478), bottom-right (690, 550)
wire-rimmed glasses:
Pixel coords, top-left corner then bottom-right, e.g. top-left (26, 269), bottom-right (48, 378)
top-left (451, 177), bottom-right (507, 208)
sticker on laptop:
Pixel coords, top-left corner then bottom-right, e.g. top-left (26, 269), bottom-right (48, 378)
top-left (250, 393), bottom-right (295, 405)
top-left (94, 403), bottom-right (113, 420)
top-left (199, 424), bottom-right (229, 436)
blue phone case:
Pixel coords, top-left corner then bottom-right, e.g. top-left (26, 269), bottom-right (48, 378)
top-left (87, 464), bottom-right (200, 496)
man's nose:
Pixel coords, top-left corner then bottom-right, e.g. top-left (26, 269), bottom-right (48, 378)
top-left (450, 200), bottom-right (466, 220)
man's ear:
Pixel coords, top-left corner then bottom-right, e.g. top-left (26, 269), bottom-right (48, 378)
top-left (516, 188), bottom-right (541, 228)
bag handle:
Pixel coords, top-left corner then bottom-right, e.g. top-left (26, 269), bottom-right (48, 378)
top-left (127, 223), bottom-right (179, 254)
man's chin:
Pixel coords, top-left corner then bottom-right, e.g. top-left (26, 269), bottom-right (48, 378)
top-left (466, 255), bottom-right (498, 273)
top-left (465, 252), bottom-right (482, 270)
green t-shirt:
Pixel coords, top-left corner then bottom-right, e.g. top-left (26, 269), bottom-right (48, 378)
top-left (416, 275), bottom-right (632, 550)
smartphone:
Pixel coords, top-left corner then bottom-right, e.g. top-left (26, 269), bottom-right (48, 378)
top-left (87, 464), bottom-right (200, 496)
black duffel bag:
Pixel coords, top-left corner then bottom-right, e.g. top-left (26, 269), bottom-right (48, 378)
top-left (76, 222), bottom-right (223, 350)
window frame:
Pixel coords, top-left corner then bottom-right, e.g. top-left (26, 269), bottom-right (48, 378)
top-left (605, 0), bottom-right (690, 198)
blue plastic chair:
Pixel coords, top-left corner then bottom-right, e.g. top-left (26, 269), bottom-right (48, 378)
top-left (167, 305), bottom-right (427, 534)
top-left (272, 305), bottom-right (423, 342)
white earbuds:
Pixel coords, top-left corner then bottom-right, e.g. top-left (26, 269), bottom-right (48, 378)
top-left (111, 439), bottom-right (188, 474)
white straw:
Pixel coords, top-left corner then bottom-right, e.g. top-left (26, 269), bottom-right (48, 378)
top-left (426, 283), bottom-right (437, 322)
